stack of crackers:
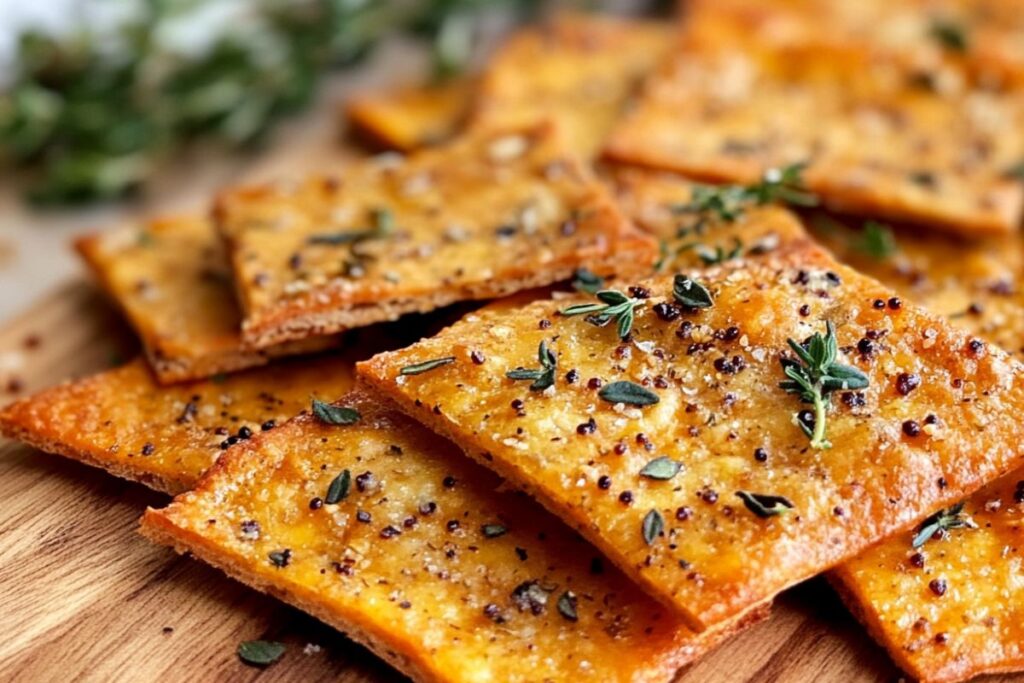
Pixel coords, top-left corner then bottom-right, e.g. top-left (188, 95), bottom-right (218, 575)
top-left (5, 5), bottom-right (1024, 682)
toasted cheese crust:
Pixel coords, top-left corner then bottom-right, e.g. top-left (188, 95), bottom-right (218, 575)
top-left (359, 245), bottom-right (1024, 630)
top-left (76, 217), bottom-right (339, 383)
top-left (345, 78), bottom-right (473, 151)
top-left (817, 217), bottom-right (1024, 681)
top-left (608, 167), bottom-right (812, 271)
top-left (686, 0), bottom-right (1024, 88)
top-left (603, 41), bottom-right (1024, 237)
top-left (141, 391), bottom-right (766, 683)
top-left (215, 122), bottom-right (657, 348)
top-left (472, 14), bottom-right (673, 159)
top-left (812, 216), bottom-right (1024, 358)
top-left (0, 354), bottom-right (354, 494)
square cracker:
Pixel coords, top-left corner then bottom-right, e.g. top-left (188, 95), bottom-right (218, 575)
top-left (472, 13), bottom-right (673, 160)
top-left (685, 0), bottom-right (1024, 88)
top-left (816, 218), bottom-right (1024, 681)
top-left (359, 244), bottom-right (1024, 630)
top-left (76, 217), bottom-right (340, 384)
top-left (345, 77), bottom-right (473, 152)
top-left (608, 167), bottom-right (812, 272)
top-left (214, 122), bottom-right (657, 349)
top-left (0, 354), bottom-right (354, 494)
top-left (603, 40), bottom-right (1024, 237)
top-left (141, 391), bottom-right (767, 683)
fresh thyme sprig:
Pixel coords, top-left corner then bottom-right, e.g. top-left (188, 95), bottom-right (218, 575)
top-left (672, 162), bottom-right (818, 225)
top-left (856, 221), bottom-right (898, 260)
top-left (912, 502), bottom-right (977, 548)
top-left (506, 341), bottom-right (557, 391)
top-left (779, 321), bottom-right (869, 449)
top-left (561, 289), bottom-right (644, 339)
top-left (309, 207), bottom-right (395, 245)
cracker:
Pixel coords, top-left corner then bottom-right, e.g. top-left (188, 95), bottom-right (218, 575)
top-left (141, 391), bottom-right (767, 683)
top-left (685, 0), bottom-right (1024, 87)
top-left (472, 13), bottom-right (673, 159)
top-left (215, 122), bottom-right (657, 349)
top-left (76, 217), bottom-right (340, 384)
top-left (359, 244), bottom-right (1024, 630)
top-left (608, 167), bottom-right (812, 272)
top-left (832, 473), bottom-right (1024, 683)
top-left (345, 77), bottom-right (473, 151)
top-left (0, 354), bottom-right (354, 494)
top-left (603, 40), bottom-right (1024, 237)
top-left (812, 215), bottom-right (1024, 357)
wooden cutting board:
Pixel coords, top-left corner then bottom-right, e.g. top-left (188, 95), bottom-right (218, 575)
top-left (0, 285), bottom-right (1017, 683)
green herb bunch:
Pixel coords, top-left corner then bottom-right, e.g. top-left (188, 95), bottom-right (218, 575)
top-left (673, 162), bottom-right (819, 225)
top-left (779, 321), bottom-right (869, 449)
top-left (0, 0), bottom-right (538, 205)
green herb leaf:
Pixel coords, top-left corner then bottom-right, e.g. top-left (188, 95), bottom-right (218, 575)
top-left (309, 206), bottom-right (395, 245)
top-left (930, 19), bottom-right (968, 52)
top-left (556, 590), bottom-right (578, 622)
top-left (400, 356), bottom-right (456, 375)
top-left (312, 399), bottom-right (360, 425)
top-left (571, 268), bottom-right (604, 294)
top-left (912, 502), bottom-right (977, 548)
top-left (642, 509), bottom-right (664, 545)
top-left (238, 640), bottom-right (286, 667)
top-left (673, 275), bottom-right (714, 308)
top-left (639, 456), bottom-right (682, 480)
top-left (325, 469), bottom-right (351, 505)
top-left (695, 238), bottom-right (744, 265)
top-left (779, 321), bottom-right (869, 449)
top-left (482, 523), bottom-right (508, 538)
top-left (560, 289), bottom-right (644, 340)
top-left (857, 221), bottom-right (897, 260)
top-left (672, 162), bottom-right (817, 226)
top-left (268, 549), bottom-right (291, 568)
top-left (598, 380), bottom-right (660, 406)
top-left (736, 491), bottom-right (795, 518)
top-left (506, 341), bottom-right (557, 391)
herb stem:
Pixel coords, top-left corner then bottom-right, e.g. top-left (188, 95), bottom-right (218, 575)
top-left (810, 387), bottom-right (830, 450)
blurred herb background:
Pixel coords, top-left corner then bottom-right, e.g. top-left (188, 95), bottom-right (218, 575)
top-left (0, 0), bottom-right (542, 205)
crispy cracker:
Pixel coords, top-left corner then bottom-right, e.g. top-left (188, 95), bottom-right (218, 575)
top-left (345, 77), bottom-right (473, 151)
top-left (215, 122), bottom-right (657, 349)
top-left (76, 217), bottom-right (340, 384)
top-left (608, 167), bottom-right (812, 271)
top-left (141, 390), bottom-right (767, 683)
top-left (359, 244), bottom-right (1024, 630)
top-left (685, 0), bottom-right (1024, 88)
top-left (603, 40), bottom-right (1024, 237)
top-left (812, 215), bottom-right (1024, 357)
top-left (472, 14), bottom-right (673, 159)
top-left (817, 217), bottom-right (1024, 681)
top-left (0, 354), bottom-right (354, 494)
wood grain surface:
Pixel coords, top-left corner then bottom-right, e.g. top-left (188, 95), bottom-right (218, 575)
top-left (2, 283), bottom-right (1019, 683)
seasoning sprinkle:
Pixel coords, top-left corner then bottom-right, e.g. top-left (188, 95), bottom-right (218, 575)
top-left (237, 640), bottom-right (286, 667)
top-left (672, 275), bottom-right (714, 309)
top-left (400, 356), bottom-right (456, 376)
top-left (482, 523), bottom-right (508, 538)
top-left (325, 469), bottom-right (351, 505)
top-left (779, 321), bottom-right (869, 449)
top-left (571, 268), bottom-right (604, 294)
top-left (556, 590), bottom-right (578, 622)
top-left (672, 162), bottom-right (817, 224)
top-left (506, 341), bottom-right (557, 391)
top-left (642, 509), bottom-right (664, 545)
top-left (912, 502), bottom-right (977, 548)
top-left (560, 289), bottom-right (644, 339)
top-left (639, 456), bottom-right (682, 481)
top-left (736, 491), bottom-right (795, 518)
top-left (308, 206), bottom-right (395, 245)
top-left (312, 399), bottom-right (360, 425)
top-left (598, 380), bottom-right (660, 406)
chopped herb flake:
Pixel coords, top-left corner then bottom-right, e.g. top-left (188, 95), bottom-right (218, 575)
top-left (642, 508), bottom-right (664, 545)
top-left (639, 456), bottom-right (681, 480)
top-left (325, 469), bottom-right (351, 504)
top-left (737, 491), bottom-right (795, 518)
top-left (673, 275), bottom-right (714, 309)
top-left (312, 399), bottom-right (360, 425)
top-left (400, 356), bottom-right (456, 375)
top-left (561, 289), bottom-right (644, 339)
top-left (556, 590), bottom-right (578, 622)
top-left (571, 268), bottom-right (604, 294)
top-left (238, 640), bottom-right (286, 666)
top-left (857, 221), bottom-right (897, 260)
top-left (598, 380), bottom-right (660, 406)
top-left (308, 206), bottom-right (395, 245)
top-left (912, 502), bottom-right (977, 548)
top-left (506, 341), bottom-right (557, 391)
top-left (482, 523), bottom-right (508, 538)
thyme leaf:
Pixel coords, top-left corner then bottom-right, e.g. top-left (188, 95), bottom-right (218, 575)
top-left (561, 289), bottom-right (644, 339)
top-left (506, 341), bottom-right (557, 391)
top-left (325, 469), bottom-right (351, 504)
top-left (673, 275), bottom-right (714, 309)
top-left (671, 162), bottom-right (818, 224)
top-left (238, 640), bottom-right (286, 667)
top-left (556, 591), bottom-right (578, 622)
top-left (400, 356), bottom-right (456, 375)
top-left (639, 456), bottom-right (682, 480)
top-left (571, 268), bottom-right (604, 294)
top-left (736, 491), bottom-right (794, 518)
top-left (779, 321), bottom-right (869, 449)
top-left (309, 207), bottom-right (395, 245)
top-left (312, 399), bottom-right (360, 425)
top-left (912, 502), bottom-right (977, 548)
top-left (642, 509), bottom-right (664, 545)
top-left (598, 380), bottom-right (660, 406)
top-left (856, 221), bottom-right (897, 260)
